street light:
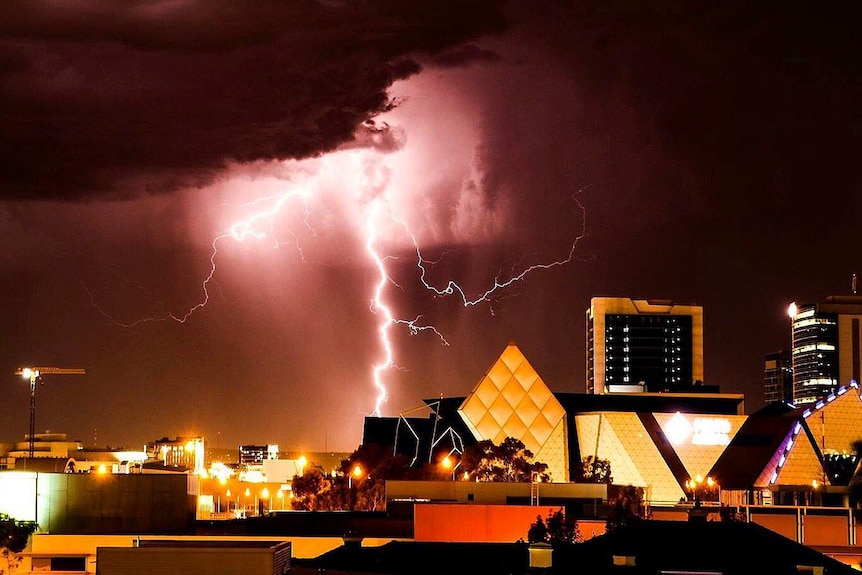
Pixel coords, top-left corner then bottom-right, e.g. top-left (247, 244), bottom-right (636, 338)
top-left (348, 463), bottom-right (363, 489)
top-left (440, 453), bottom-right (461, 480)
top-left (261, 487), bottom-right (270, 514)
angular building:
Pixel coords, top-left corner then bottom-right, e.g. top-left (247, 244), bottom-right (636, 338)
top-left (364, 342), bottom-right (862, 505)
top-left (789, 296), bottom-right (862, 405)
top-left (586, 297), bottom-right (705, 394)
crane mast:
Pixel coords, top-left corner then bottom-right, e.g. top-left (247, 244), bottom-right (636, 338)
top-left (15, 367), bottom-right (86, 458)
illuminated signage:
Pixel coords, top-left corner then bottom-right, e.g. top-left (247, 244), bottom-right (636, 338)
top-left (665, 412), bottom-right (731, 446)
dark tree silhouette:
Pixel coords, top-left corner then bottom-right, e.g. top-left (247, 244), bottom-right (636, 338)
top-left (527, 508), bottom-right (580, 544)
top-left (1, 514), bottom-right (37, 574)
top-left (461, 437), bottom-right (550, 482)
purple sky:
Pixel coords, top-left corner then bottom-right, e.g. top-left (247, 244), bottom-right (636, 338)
top-left (1, 1), bottom-right (860, 453)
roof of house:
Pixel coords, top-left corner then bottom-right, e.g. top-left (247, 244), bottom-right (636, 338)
top-left (295, 519), bottom-right (858, 575)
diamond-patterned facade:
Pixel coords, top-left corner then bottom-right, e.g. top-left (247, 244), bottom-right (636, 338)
top-left (804, 385), bottom-right (862, 454)
top-left (576, 412), bottom-right (685, 502)
top-left (458, 344), bottom-right (566, 476)
top-left (654, 412), bottom-right (747, 482)
top-left (453, 346), bottom-right (862, 494)
top-left (535, 418), bottom-right (568, 482)
top-left (779, 429), bottom-right (824, 486)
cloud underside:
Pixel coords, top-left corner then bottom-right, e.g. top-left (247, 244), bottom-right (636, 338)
top-left (0, 0), bottom-right (506, 201)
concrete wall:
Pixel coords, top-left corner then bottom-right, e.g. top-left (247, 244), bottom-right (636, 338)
top-left (38, 472), bottom-right (196, 534)
top-left (96, 545), bottom-right (286, 575)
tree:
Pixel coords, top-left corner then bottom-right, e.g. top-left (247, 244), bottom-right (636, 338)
top-left (0, 514), bottom-right (37, 575)
top-left (291, 444), bottom-right (416, 511)
top-left (461, 437), bottom-right (550, 482)
top-left (290, 466), bottom-right (331, 511)
top-left (545, 509), bottom-right (581, 544)
top-left (605, 485), bottom-right (649, 533)
top-left (526, 515), bottom-right (548, 543)
top-left (526, 509), bottom-right (580, 544)
top-left (581, 455), bottom-right (612, 484)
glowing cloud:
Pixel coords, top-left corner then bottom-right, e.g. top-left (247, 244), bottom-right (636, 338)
top-left (91, 124), bottom-right (585, 417)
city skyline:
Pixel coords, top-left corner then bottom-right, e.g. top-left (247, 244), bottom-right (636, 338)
top-left (1, 2), bottom-right (860, 451)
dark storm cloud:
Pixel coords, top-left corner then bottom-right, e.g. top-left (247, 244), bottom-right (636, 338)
top-left (430, 44), bottom-right (501, 68)
top-left (0, 0), bottom-right (506, 201)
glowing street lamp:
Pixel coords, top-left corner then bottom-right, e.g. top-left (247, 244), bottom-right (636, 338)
top-left (440, 453), bottom-right (460, 480)
top-left (349, 464), bottom-right (363, 489)
top-left (261, 487), bottom-right (271, 514)
top-left (298, 455), bottom-right (307, 476)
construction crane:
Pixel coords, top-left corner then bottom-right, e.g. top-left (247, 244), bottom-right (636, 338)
top-left (15, 366), bottom-right (86, 458)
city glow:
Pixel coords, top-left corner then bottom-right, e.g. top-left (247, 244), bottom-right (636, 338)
top-left (209, 462), bottom-right (234, 483)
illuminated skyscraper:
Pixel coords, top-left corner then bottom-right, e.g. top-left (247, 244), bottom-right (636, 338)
top-left (586, 297), bottom-right (705, 394)
top-left (788, 296), bottom-right (862, 405)
top-left (763, 350), bottom-right (793, 405)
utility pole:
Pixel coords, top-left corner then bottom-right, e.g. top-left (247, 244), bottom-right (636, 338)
top-left (15, 367), bottom-right (85, 458)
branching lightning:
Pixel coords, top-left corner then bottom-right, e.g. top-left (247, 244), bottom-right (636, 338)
top-left (411, 195), bottom-right (588, 308)
top-left (364, 198), bottom-right (448, 416)
top-left (91, 149), bottom-right (587, 419)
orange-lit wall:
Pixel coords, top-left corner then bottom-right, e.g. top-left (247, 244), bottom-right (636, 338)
top-left (414, 504), bottom-right (559, 542)
top-left (578, 520), bottom-right (606, 540)
top-left (750, 513), bottom-right (797, 540)
top-left (803, 515), bottom-right (850, 546)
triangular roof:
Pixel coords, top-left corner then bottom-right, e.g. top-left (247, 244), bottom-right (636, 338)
top-left (709, 402), bottom-right (801, 489)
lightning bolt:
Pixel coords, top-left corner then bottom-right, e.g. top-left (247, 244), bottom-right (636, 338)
top-left (364, 199), bottom-right (449, 417)
top-left (88, 188), bottom-right (312, 327)
top-left (413, 197), bottom-right (587, 307)
top-left (90, 149), bottom-right (587, 420)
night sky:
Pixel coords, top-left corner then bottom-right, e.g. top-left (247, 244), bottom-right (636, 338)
top-left (1, 1), bottom-right (860, 453)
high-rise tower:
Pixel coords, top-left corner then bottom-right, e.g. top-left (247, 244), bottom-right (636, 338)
top-left (586, 297), bottom-right (705, 394)
top-left (788, 296), bottom-right (862, 404)
top-left (764, 349), bottom-right (793, 405)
